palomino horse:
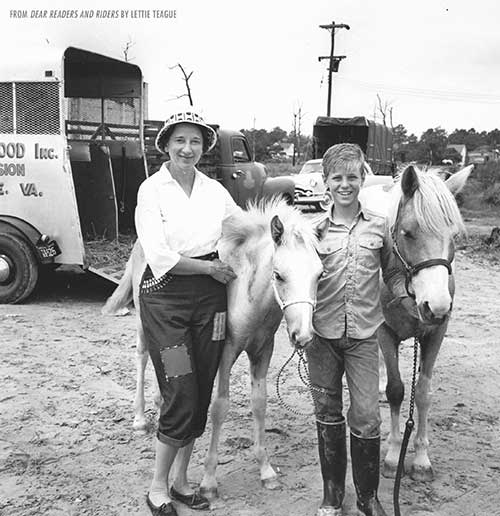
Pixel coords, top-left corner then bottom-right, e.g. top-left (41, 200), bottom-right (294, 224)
top-left (360, 164), bottom-right (472, 482)
top-left (102, 198), bottom-right (328, 495)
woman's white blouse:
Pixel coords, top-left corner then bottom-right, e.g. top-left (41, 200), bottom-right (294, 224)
top-left (135, 163), bottom-right (240, 279)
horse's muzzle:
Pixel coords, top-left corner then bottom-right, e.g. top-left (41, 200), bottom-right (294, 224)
top-left (418, 301), bottom-right (451, 325)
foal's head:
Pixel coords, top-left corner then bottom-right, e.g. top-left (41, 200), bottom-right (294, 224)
top-left (392, 165), bottom-right (469, 323)
top-left (269, 206), bottom-right (328, 348)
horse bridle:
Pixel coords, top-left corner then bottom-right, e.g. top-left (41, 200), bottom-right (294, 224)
top-left (271, 278), bottom-right (316, 311)
top-left (392, 202), bottom-right (453, 299)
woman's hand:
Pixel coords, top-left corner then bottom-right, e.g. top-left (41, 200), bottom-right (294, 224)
top-left (208, 259), bottom-right (237, 284)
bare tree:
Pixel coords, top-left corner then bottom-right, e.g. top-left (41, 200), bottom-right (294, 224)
top-left (376, 94), bottom-right (393, 127)
top-left (169, 63), bottom-right (194, 106)
top-left (122, 37), bottom-right (135, 62)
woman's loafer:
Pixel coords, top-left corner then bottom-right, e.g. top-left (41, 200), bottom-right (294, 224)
top-left (170, 487), bottom-right (210, 510)
top-left (146, 494), bottom-right (178, 516)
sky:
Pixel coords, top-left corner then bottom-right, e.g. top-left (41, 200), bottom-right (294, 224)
top-left (2, 0), bottom-right (500, 137)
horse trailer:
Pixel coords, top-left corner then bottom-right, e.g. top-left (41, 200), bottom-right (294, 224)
top-left (0, 46), bottom-right (148, 303)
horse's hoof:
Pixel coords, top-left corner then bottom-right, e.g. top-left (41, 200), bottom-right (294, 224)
top-left (382, 461), bottom-right (400, 478)
top-left (199, 486), bottom-right (218, 500)
top-left (261, 476), bottom-right (281, 490)
top-left (409, 464), bottom-right (434, 482)
top-left (132, 420), bottom-right (148, 434)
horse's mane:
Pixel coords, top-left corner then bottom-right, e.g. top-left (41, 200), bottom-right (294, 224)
top-left (222, 196), bottom-right (318, 249)
top-left (390, 168), bottom-right (465, 237)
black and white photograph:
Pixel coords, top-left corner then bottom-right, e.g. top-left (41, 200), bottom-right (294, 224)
top-left (1, 1), bottom-right (499, 515)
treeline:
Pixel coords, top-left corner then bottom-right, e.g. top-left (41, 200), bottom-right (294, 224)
top-left (240, 124), bottom-right (500, 165)
top-left (392, 125), bottom-right (500, 165)
top-left (240, 127), bottom-right (311, 163)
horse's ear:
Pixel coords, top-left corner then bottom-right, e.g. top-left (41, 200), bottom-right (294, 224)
top-left (445, 164), bottom-right (474, 196)
top-left (401, 165), bottom-right (419, 198)
top-left (271, 215), bottom-right (284, 245)
top-left (314, 217), bottom-right (330, 241)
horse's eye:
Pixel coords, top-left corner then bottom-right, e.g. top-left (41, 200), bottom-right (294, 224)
top-left (273, 271), bottom-right (284, 282)
top-left (401, 229), bottom-right (414, 239)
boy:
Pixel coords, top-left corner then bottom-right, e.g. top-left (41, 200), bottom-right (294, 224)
top-left (308, 143), bottom-right (406, 516)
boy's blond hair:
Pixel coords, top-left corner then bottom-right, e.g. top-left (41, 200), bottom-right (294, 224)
top-left (322, 143), bottom-right (366, 181)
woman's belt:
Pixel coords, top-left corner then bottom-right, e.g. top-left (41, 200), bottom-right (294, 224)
top-left (193, 251), bottom-right (219, 261)
top-left (140, 251), bottom-right (219, 294)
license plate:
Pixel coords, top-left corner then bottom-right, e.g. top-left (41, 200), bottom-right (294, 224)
top-left (37, 241), bottom-right (60, 259)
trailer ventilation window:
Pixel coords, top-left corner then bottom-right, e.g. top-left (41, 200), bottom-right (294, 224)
top-left (16, 82), bottom-right (60, 134)
top-left (0, 82), bottom-right (14, 133)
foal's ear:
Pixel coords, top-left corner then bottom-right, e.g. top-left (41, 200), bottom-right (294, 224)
top-left (271, 215), bottom-right (284, 245)
top-left (314, 217), bottom-right (330, 241)
top-left (401, 165), bottom-right (419, 198)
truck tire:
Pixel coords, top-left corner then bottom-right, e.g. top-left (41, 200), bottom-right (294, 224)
top-left (0, 233), bottom-right (39, 304)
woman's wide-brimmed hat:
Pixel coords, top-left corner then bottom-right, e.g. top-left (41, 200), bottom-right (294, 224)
top-left (155, 110), bottom-right (217, 154)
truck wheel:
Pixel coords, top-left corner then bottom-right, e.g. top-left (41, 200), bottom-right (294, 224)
top-left (0, 233), bottom-right (39, 304)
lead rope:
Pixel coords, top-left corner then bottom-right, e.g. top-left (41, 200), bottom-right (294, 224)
top-left (275, 348), bottom-right (322, 417)
top-left (394, 335), bottom-right (419, 516)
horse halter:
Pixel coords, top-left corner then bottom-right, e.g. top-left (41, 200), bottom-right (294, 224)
top-left (392, 204), bottom-right (453, 299)
top-left (271, 278), bottom-right (316, 311)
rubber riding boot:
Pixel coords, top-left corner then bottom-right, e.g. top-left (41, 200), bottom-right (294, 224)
top-left (350, 434), bottom-right (387, 516)
top-left (315, 419), bottom-right (347, 515)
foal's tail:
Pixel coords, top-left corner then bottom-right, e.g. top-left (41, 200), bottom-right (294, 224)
top-left (101, 242), bottom-right (139, 316)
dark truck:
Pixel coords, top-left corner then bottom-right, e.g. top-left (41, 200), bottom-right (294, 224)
top-left (313, 116), bottom-right (394, 175)
top-left (144, 121), bottom-right (294, 207)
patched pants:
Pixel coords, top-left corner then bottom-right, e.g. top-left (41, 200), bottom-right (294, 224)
top-left (139, 270), bottom-right (227, 448)
top-left (305, 333), bottom-right (381, 438)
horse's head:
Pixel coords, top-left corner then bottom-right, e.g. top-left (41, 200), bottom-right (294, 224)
top-left (393, 165), bottom-right (471, 323)
top-left (270, 213), bottom-right (328, 348)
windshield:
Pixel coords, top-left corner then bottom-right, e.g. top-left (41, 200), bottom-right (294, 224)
top-left (300, 161), bottom-right (323, 174)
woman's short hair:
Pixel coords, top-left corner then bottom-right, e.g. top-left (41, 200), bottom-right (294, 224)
top-left (322, 143), bottom-right (366, 181)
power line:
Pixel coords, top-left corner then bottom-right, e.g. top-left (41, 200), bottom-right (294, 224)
top-left (336, 76), bottom-right (500, 103)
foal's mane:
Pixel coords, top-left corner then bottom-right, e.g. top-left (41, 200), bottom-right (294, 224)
top-left (390, 168), bottom-right (465, 237)
top-left (222, 197), bottom-right (318, 249)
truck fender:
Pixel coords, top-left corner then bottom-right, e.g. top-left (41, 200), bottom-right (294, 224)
top-left (0, 215), bottom-right (46, 263)
top-left (261, 176), bottom-right (296, 204)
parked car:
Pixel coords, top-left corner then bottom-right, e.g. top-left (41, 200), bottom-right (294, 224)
top-left (292, 158), bottom-right (394, 211)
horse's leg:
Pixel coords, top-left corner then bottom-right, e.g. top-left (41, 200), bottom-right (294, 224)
top-left (410, 326), bottom-right (446, 482)
top-left (377, 322), bottom-right (404, 478)
top-left (132, 319), bottom-right (149, 432)
top-left (378, 346), bottom-right (387, 397)
top-left (248, 339), bottom-right (280, 490)
top-left (200, 338), bottom-right (240, 499)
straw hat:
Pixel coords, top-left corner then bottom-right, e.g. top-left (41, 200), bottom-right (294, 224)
top-left (155, 110), bottom-right (217, 154)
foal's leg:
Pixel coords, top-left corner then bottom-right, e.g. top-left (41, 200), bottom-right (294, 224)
top-left (200, 338), bottom-right (241, 499)
top-left (410, 326), bottom-right (446, 482)
top-left (248, 339), bottom-right (280, 490)
top-left (132, 319), bottom-right (149, 432)
top-left (377, 323), bottom-right (404, 478)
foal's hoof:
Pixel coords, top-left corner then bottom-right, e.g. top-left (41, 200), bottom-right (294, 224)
top-left (382, 461), bottom-right (400, 479)
top-left (261, 476), bottom-right (281, 490)
top-left (199, 486), bottom-right (218, 501)
top-left (409, 464), bottom-right (434, 482)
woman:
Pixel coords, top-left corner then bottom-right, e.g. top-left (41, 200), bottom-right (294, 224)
top-left (136, 110), bottom-right (240, 516)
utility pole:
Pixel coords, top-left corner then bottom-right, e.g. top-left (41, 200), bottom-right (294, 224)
top-left (318, 21), bottom-right (350, 116)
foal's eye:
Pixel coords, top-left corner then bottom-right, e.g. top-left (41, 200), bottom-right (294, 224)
top-left (401, 229), bottom-right (414, 240)
top-left (273, 271), bottom-right (284, 282)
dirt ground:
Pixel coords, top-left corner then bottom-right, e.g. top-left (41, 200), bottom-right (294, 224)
top-left (1, 216), bottom-right (500, 516)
